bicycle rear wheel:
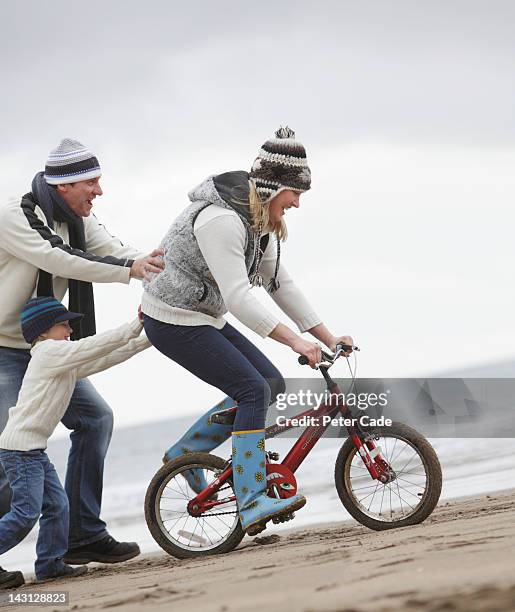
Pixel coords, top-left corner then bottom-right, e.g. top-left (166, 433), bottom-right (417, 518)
top-left (334, 422), bottom-right (442, 530)
top-left (145, 452), bottom-right (245, 558)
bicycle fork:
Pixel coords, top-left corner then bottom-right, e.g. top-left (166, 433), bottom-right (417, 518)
top-left (350, 429), bottom-right (397, 484)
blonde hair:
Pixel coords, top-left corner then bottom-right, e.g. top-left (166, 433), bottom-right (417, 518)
top-left (248, 181), bottom-right (288, 241)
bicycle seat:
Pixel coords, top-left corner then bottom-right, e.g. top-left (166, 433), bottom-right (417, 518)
top-left (209, 407), bottom-right (238, 425)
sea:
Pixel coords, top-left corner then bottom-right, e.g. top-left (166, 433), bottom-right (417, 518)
top-left (5, 411), bottom-right (515, 576)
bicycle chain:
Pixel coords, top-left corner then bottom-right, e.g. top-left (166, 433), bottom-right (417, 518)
top-left (198, 485), bottom-right (238, 517)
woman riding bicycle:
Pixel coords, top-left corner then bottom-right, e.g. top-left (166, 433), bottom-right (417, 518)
top-left (142, 127), bottom-right (354, 536)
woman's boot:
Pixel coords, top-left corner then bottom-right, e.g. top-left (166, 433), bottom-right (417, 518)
top-left (232, 429), bottom-right (306, 535)
top-left (163, 397), bottom-right (234, 493)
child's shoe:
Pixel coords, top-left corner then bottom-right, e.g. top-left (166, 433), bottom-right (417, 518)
top-left (0, 567), bottom-right (25, 589)
top-left (37, 564), bottom-right (88, 583)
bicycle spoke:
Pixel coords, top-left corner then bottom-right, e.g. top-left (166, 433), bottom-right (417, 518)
top-left (200, 517), bottom-right (214, 546)
top-left (186, 518), bottom-right (199, 546)
top-left (395, 475), bottom-right (426, 489)
top-left (163, 482), bottom-right (189, 498)
top-left (386, 483), bottom-right (416, 511)
top-left (395, 479), bottom-right (405, 515)
top-left (175, 475), bottom-right (189, 499)
top-left (379, 482), bottom-right (386, 516)
top-left (367, 482), bottom-right (380, 512)
top-left (389, 440), bottom-right (409, 465)
top-left (201, 517), bottom-right (225, 540)
top-left (396, 451), bottom-right (419, 476)
top-left (351, 483), bottom-right (382, 492)
top-left (393, 480), bottom-right (423, 503)
top-left (165, 511), bottom-right (189, 532)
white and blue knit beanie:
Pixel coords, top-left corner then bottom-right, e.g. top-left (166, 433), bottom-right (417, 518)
top-left (44, 138), bottom-right (101, 185)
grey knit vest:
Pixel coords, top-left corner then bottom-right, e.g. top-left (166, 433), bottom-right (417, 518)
top-left (143, 172), bottom-right (264, 318)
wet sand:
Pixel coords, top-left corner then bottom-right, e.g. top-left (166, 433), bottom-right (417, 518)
top-left (5, 489), bottom-right (515, 612)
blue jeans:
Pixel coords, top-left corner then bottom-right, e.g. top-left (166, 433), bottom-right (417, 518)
top-left (143, 317), bottom-right (285, 431)
top-left (0, 449), bottom-right (69, 579)
top-left (0, 346), bottom-right (113, 548)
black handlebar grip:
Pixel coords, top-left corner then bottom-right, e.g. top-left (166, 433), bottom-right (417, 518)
top-left (337, 343), bottom-right (359, 352)
top-left (298, 355), bottom-right (310, 366)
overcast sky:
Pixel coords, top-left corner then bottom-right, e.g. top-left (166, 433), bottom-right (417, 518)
top-left (1, 1), bottom-right (514, 428)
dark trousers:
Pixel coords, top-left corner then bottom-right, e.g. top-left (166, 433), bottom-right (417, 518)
top-left (143, 317), bottom-right (285, 431)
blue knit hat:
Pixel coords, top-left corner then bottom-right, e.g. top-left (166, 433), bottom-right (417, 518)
top-left (21, 297), bottom-right (84, 344)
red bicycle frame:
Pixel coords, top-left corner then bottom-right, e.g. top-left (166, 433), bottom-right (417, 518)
top-left (188, 379), bottom-right (392, 516)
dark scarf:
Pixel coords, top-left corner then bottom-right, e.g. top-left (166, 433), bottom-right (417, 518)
top-left (31, 172), bottom-right (96, 340)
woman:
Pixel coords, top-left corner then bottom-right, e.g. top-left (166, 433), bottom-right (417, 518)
top-left (142, 127), bottom-right (354, 536)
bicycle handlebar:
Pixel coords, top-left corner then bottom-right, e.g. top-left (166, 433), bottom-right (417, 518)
top-left (297, 343), bottom-right (360, 366)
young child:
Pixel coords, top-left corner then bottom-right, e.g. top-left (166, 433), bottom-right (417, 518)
top-left (0, 297), bottom-right (150, 588)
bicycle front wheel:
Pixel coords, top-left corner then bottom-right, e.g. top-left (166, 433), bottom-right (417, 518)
top-left (334, 422), bottom-right (442, 530)
top-left (145, 452), bottom-right (245, 558)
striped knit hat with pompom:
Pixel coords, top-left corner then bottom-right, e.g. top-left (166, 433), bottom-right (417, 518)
top-left (249, 127), bottom-right (311, 200)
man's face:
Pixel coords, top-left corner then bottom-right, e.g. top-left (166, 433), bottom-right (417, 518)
top-left (57, 177), bottom-right (103, 217)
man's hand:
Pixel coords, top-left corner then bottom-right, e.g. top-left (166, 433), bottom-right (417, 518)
top-left (130, 249), bottom-right (165, 281)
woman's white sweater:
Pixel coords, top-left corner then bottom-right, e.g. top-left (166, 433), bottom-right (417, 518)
top-left (0, 319), bottom-right (150, 451)
top-left (141, 206), bottom-right (321, 336)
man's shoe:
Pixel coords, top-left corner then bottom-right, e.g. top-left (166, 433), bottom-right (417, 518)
top-left (37, 565), bottom-right (88, 583)
top-left (0, 567), bottom-right (25, 589)
top-left (63, 536), bottom-right (140, 564)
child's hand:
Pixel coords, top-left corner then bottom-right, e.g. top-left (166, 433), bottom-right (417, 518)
top-left (138, 305), bottom-right (144, 324)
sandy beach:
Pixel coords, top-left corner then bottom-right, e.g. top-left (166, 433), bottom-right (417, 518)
top-left (5, 489), bottom-right (515, 612)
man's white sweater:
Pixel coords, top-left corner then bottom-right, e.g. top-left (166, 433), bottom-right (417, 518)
top-left (0, 319), bottom-right (150, 451)
top-left (0, 196), bottom-right (143, 349)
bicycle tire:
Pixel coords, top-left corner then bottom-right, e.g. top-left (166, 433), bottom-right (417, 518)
top-left (334, 421), bottom-right (442, 530)
top-left (145, 452), bottom-right (245, 558)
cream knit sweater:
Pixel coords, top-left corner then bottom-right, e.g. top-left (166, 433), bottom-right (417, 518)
top-left (0, 318), bottom-right (150, 451)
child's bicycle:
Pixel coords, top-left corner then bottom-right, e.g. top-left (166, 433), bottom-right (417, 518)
top-left (144, 344), bottom-right (442, 558)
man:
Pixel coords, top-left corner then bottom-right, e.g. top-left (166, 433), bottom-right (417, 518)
top-left (0, 138), bottom-right (163, 572)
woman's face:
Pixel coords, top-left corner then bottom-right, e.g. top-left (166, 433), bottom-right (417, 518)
top-left (268, 189), bottom-right (301, 224)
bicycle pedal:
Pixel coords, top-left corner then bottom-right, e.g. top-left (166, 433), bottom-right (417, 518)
top-left (273, 512), bottom-right (295, 524)
top-left (266, 451), bottom-right (280, 461)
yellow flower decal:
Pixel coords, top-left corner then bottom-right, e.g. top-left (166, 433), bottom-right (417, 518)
top-left (241, 486), bottom-right (248, 494)
top-left (255, 471), bottom-right (264, 482)
top-left (235, 464), bottom-right (244, 475)
top-left (257, 438), bottom-right (265, 451)
top-left (244, 450), bottom-right (252, 459)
